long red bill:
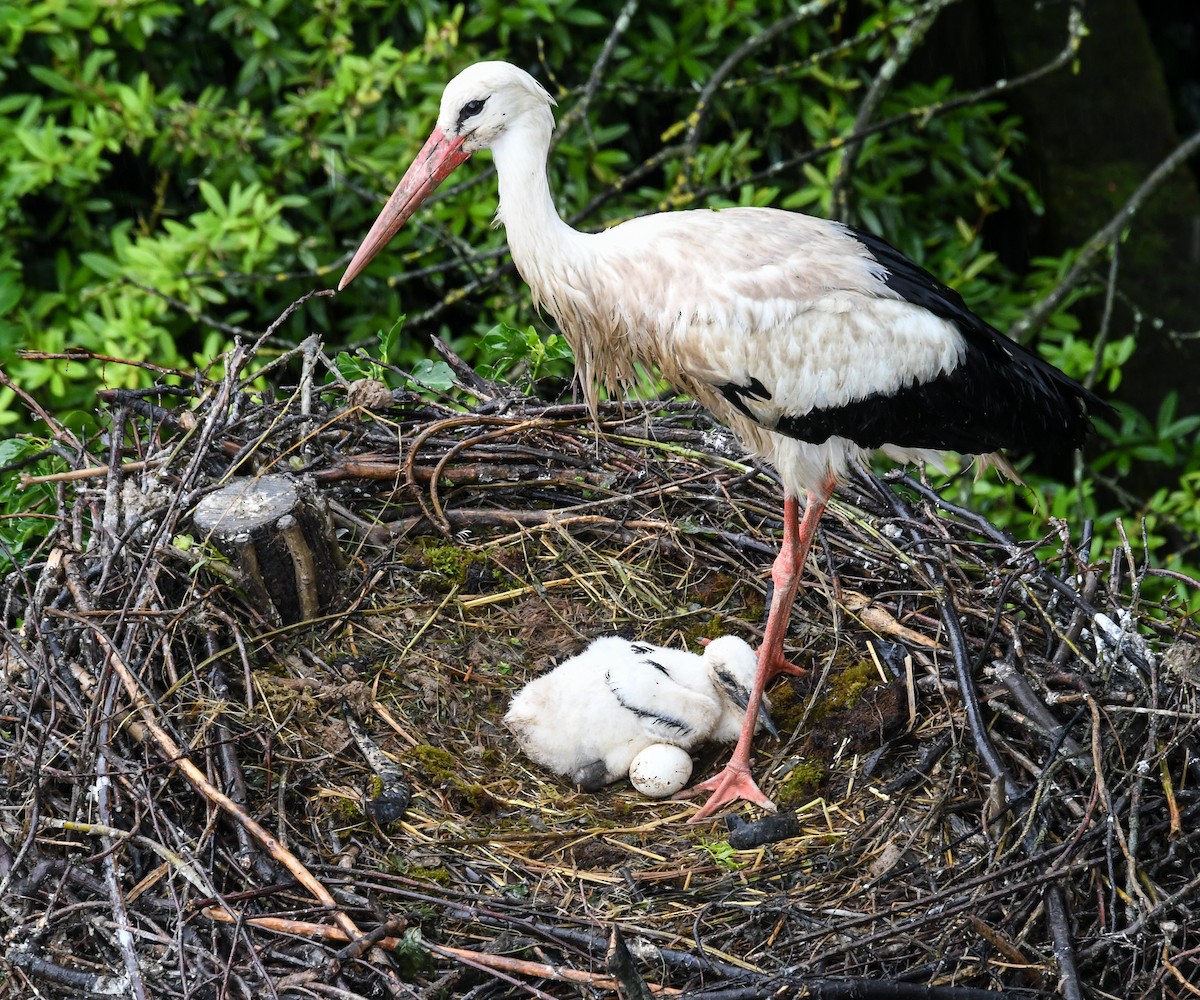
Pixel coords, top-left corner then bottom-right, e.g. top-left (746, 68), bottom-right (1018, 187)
top-left (338, 128), bottom-right (470, 291)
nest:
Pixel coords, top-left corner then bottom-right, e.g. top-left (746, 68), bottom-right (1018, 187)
top-left (2, 340), bottom-right (1199, 1000)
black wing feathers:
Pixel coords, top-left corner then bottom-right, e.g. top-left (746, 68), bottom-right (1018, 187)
top-left (749, 225), bottom-right (1109, 462)
top-left (718, 377), bottom-right (772, 420)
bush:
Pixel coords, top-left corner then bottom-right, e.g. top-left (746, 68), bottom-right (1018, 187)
top-left (0, 1), bottom-right (1053, 415)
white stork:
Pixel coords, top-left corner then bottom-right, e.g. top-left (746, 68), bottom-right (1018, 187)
top-left (338, 61), bottom-right (1106, 821)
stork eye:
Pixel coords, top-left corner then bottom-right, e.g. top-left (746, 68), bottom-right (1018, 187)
top-left (458, 98), bottom-right (487, 125)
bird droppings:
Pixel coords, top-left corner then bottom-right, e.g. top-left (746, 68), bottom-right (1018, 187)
top-left (1163, 641), bottom-right (1200, 686)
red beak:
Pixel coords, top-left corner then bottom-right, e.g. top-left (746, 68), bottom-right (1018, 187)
top-left (338, 128), bottom-right (470, 291)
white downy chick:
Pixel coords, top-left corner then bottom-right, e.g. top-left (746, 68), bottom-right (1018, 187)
top-left (504, 635), bottom-right (776, 791)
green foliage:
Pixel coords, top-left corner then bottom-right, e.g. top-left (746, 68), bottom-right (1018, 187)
top-left (477, 321), bottom-right (573, 385)
top-left (1097, 395), bottom-right (1200, 476)
top-left (407, 358), bottom-right (457, 393)
top-left (947, 392), bottom-right (1200, 612)
top-left (389, 927), bottom-right (436, 980)
top-left (0, 0), bottom-right (1058, 421)
top-left (698, 837), bottom-right (747, 872)
top-left (0, 0), bottom-right (464, 422)
top-left (332, 317), bottom-right (456, 392)
top-left (0, 438), bottom-right (62, 578)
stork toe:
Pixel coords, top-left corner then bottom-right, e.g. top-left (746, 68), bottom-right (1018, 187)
top-left (679, 761), bottom-right (777, 822)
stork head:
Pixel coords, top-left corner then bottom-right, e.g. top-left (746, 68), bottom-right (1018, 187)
top-left (703, 636), bottom-right (779, 741)
top-left (437, 61), bottom-right (556, 155)
top-left (338, 61), bottom-right (556, 290)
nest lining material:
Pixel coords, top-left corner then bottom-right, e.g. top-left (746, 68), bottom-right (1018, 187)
top-left (2, 344), bottom-right (1199, 999)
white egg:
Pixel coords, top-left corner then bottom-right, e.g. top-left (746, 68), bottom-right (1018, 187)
top-left (628, 744), bottom-right (694, 798)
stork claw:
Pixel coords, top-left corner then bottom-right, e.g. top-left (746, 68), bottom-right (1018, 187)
top-left (678, 761), bottom-right (777, 823)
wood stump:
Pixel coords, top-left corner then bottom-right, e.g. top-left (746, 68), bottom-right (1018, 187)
top-left (192, 475), bottom-right (344, 626)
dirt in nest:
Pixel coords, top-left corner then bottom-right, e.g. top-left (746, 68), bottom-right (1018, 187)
top-left (2, 356), bottom-right (1199, 999)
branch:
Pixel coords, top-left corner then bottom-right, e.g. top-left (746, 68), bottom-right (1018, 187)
top-left (1013, 125), bottom-right (1200, 340)
top-left (682, 1), bottom-right (837, 169)
top-left (831, 0), bottom-right (954, 220)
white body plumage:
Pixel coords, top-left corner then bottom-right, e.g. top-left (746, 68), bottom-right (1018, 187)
top-left (485, 77), bottom-right (948, 491)
top-left (504, 635), bottom-right (772, 792)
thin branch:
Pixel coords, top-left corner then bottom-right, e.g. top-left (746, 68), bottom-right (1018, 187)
top-left (1014, 125), bottom-right (1200, 339)
top-left (831, 0), bottom-right (955, 221)
top-left (682, 1), bottom-right (837, 170)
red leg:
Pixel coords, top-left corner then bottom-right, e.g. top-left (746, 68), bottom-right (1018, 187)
top-left (684, 480), bottom-right (833, 822)
top-left (760, 493), bottom-right (818, 681)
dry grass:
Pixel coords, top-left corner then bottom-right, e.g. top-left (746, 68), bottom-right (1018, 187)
top-left (2, 346), bottom-right (1199, 1000)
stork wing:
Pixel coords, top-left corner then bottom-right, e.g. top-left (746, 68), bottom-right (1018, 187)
top-left (604, 653), bottom-right (719, 747)
top-left (596, 208), bottom-right (1106, 462)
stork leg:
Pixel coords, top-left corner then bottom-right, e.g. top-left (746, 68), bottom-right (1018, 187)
top-left (759, 494), bottom-right (818, 681)
top-left (684, 480), bottom-right (834, 822)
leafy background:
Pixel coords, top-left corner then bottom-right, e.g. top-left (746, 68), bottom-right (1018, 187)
top-left (1, 0), bottom-right (1198, 604)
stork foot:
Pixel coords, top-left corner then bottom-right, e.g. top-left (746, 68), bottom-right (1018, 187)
top-left (678, 761), bottom-right (777, 823)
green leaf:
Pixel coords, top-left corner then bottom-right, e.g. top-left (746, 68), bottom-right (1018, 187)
top-left (79, 253), bottom-right (123, 280)
top-left (28, 65), bottom-right (76, 94)
top-left (334, 351), bottom-right (373, 382)
top-left (407, 358), bottom-right (455, 393)
top-left (0, 276), bottom-right (22, 315)
top-left (379, 315), bottom-right (405, 366)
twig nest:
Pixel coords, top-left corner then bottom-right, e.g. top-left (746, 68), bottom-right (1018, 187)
top-left (628, 743), bottom-right (694, 798)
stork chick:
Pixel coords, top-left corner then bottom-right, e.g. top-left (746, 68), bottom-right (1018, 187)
top-left (504, 636), bottom-right (776, 792)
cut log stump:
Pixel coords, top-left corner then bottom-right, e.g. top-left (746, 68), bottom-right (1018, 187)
top-left (192, 475), bottom-right (345, 626)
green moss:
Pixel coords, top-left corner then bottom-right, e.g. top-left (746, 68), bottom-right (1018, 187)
top-left (770, 656), bottom-right (879, 731)
top-left (383, 857), bottom-right (451, 888)
top-left (822, 658), bottom-right (879, 712)
top-left (329, 795), bottom-right (366, 822)
top-left (774, 759), bottom-right (826, 809)
top-left (610, 798), bottom-right (634, 820)
top-left (414, 539), bottom-right (478, 588)
top-left (410, 744), bottom-right (458, 783)
top-left (691, 573), bottom-right (736, 610)
top-left (765, 678), bottom-right (808, 734)
top-left (451, 780), bottom-right (498, 813)
top-left (405, 864), bottom-right (451, 885)
top-left (688, 616), bottom-right (726, 642)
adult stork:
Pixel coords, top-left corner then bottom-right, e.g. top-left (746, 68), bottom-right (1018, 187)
top-left (337, 61), bottom-right (1107, 821)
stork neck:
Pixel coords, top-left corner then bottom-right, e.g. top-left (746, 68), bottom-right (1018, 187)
top-left (491, 119), bottom-right (579, 264)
